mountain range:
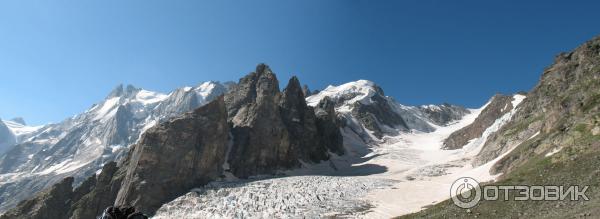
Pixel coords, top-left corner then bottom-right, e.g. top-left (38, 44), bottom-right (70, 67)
top-left (1, 35), bottom-right (599, 218)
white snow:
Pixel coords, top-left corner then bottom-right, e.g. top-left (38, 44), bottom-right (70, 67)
top-left (93, 97), bottom-right (121, 121)
top-left (545, 147), bottom-right (562, 157)
top-left (2, 120), bottom-right (44, 139)
top-left (512, 94), bottom-right (526, 108)
top-left (135, 90), bottom-right (168, 105)
top-left (36, 157), bottom-right (93, 175)
top-left (306, 80), bottom-right (378, 111)
top-left (529, 131), bottom-right (540, 140)
top-left (195, 82), bottom-right (217, 98)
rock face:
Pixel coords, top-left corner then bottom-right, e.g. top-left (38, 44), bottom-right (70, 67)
top-left (70, 162), bottom-right (122, 219)
top-left (1, 64), bottom-right (345, 218)
top-left (443, 94), bottom-right (514, 149)
top-left (225, 65), bottom-right (342, 178)
top-left (350, 86), bottom-right (410, 138)
top-left (115, 96), bottom-right (230, 214)
top-left (418, 103), bottom-right (470, 126)
top-left (0, 177), bottom-right (74, 219)
top-left (314, 96), bottom-right (344, 155)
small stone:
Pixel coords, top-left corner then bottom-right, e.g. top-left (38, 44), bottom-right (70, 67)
top-left (592, 126), bottom-right (600, 135)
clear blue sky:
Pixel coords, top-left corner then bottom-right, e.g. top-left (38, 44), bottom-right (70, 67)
top-left (1, 0), bottom-right (599, 125)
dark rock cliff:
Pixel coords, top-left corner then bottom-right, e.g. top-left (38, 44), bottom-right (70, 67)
top-left (114, 96), bottom-right (229, 214)
top-left (225, 65), bottom-right (342, 178)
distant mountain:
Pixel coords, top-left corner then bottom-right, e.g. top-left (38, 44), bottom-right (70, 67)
top-left (306, 79), bottom-right (469, 143)
top-left (0, 81), bottom-right (229, 212)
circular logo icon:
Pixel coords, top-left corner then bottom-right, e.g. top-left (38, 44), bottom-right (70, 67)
top-left (450, 177), bottom-right (481, 208)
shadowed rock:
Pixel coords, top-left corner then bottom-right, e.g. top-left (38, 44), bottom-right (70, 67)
top-left (0, 177), bottom-right (74, 219)
top-left (114, 96), bottom-right (229, 215)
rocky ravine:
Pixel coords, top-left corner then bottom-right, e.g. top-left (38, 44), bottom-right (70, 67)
top-left (0, 64), bottom-right (344, 218)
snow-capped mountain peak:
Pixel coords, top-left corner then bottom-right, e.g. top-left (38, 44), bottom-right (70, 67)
top-left (306, 80), bottom-right (469, 142)
top-left (306, 79), bottom-right (381, 109)
top-left (0, 81), bottom-right (231, 212)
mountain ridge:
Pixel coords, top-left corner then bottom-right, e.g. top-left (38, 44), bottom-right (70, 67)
top-left (0, 80), bottom-right (230, 213)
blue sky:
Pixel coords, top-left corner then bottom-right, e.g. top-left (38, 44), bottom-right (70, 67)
top-left (1, 0), bottom-right (599, 125)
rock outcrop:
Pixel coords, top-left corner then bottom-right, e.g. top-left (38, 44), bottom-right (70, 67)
top-left (70, 162), bottom-right (123, 219)
top-left (350, 87), bottom-right (410, 138)
top-left (418, 103), bottom-right (470, 126)
top-left (443, 94), bottom-right (514, 149)
top-left (114, 96), bottom-right (229, 214)
top-left (0, 177), bottom-right (74, 219)
top-left (225, 65), bottom-right (343, 178)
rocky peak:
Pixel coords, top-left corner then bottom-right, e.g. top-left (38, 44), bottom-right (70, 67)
top-left (302, 84), bottom-right (312, 96)
top-left (280, 76), bottom-right (309, 120)
top-left (224, 64), bottom-right (342, 177)
top-left (314, 97), bottom-right (344, 155)
top-left (225, 63), bottom-right (281, 125)
top-left (8, 118), bottom-right (25, 126)
top-left (107, 84), bottom-right (141, 99)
